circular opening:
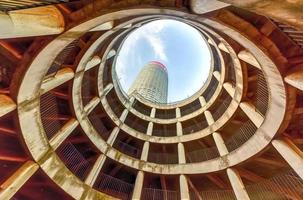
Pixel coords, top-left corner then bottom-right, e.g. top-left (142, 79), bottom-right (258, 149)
top-left (115, 19), bottom-right (212, 104)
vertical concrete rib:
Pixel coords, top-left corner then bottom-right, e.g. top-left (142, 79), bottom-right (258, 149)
top-left (227, 168), bottom-right (250, 200)
top-left (272, 138), bottom-right (303, 179)
top-left (0, 161), bottom-right (39, 199)
top-left (132, 171), bottom-right (144, 200)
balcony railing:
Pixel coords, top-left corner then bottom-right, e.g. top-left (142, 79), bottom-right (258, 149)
top-left (255, 70), bottom-right (269, 116)
top-left (186, 146), bottom-right (220, 163)
top-left (225, 120), bottom-right (257, 152)
top-left (46, 39), bottom-right (79, 77)
top-left (148, 152), bottom-right (179, 164)
top-left (57, 142), bottom-right (91, 181)
top-left (40, 92), bottom-right (65, 139)
top-left (116, 140), bottom-right (141, 158)
top-left (141, 188), bottom-right (180, 200)
top-left (212, 92), bottom-right (232, 121)
top-left (246, 170), bottom-right (303, 199)
top-left (95, 172), bottom-right (134, 200)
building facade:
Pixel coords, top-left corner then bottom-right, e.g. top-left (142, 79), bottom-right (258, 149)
top-left (128, 61), bottom-right (168, 103)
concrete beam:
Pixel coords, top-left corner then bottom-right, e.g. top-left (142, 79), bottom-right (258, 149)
top-left (177, 122), bottom-right (183, 136)
top-left (180, 175), bottom-right (190, 200)
top-left (0, 6), bottom-right (64, 39)
top-left (223, 82), bottom-right (235, 97)
top-left (199, 96), bottom-right (206, 106)
top-left (84, 97), bottom-right (100, 114)
top-left (227, 168), bottom-right (250, 200)
top-left (213, 71), bottom-right (221, 81)
top-left (106, 49), bottom-right (116, 60)
top-left (85, 154), bottom-right (106, 186)
top-left (205, 110), bottom-right (215, 125)
top-left (132, 171), bottom-right (144, 200)
top-left (190, 0), bottom-right (229, 14)
top-left (106, 127), bottom-right (119, 146)
top-left (176, 107), bottom-right (181, 118)
top-left (178, 143), bottom-right (186, 164)
top-left (285, 69), bottom-right (303, 91)
top-left (0, 94), bottom-right (16, 117)
top-left (89, 21), bottom-right (114, 32)
top-left (217, 0), bottom-right (303, 31)
top-left (85, 56), bottom-right (101, 71)
top-left (140, 141), bottom-right (149, 161)
top-left (272, 138), bottom-right (303, 180)
top-left (150, 108), bottom-right (156, 118)
top-left (0, 161), bottom-right (39, 199)
top-left (146, 122), bottom-right (153, 136)
top-left (49, 118), bottom-right (79, 150)
top-left (119, 109), bottom-right (129, 123)
top-left (213, 132), bottom-right (229, 156)
top-left (41, 68), bottom-right (74, 94)
top-left (238, 50), bottom-right (261, 69)
top-left (218, 42), bottom-right (230, 53)
top-left (240, 102), bottom-right (264, 127)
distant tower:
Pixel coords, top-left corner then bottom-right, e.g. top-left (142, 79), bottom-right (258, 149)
top-left (128, 61), bottom-right (168, 103)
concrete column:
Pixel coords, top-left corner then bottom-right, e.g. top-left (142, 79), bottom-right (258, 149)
top-left (150, 107), bottom-right (156, 118)
top-left (41, 68), bottom-right (74, 94)
top-left (0, 94), bottom-right (16, 117)
top-left (178, 143), bottom-right (186, 164)
top-left (179, 175), bottom-right (190, 200)
top-left (238, 50), bottom-right (261, 69)
top-left (240, 102), bottom-right (264, 127)
top-left (227, 168), bottom-right (250, 200)
top-left (84, 97), bottom-right (100, 114)
top-left (50, 118), bottom-right (79, 150)
top-left (284, 70), bottom-right (303, 91)
top-left (218, 42), bottom-right (229, 53)
top-left (106, 49), bottom-right (116, 59)
top-left (205, 110), bottom-right (215, 125)
top-left (213, 132), bottom-right (229, 156)
top-left (176, 107), bottom-right (181, 118)
top-left (101, 83), bottom-right (113, 97)
top-left (272, 138), bottom-right (303, 179)
top-left (177, 122), bottom-right (183, 136)
top-left (129, 96), bottom-right (136, 105)
top-left (146, 122), bottom-right (153, 136)
top-left (207, 38), bottom-right (216, 46)
top-left (190, 0), bottom-right (229, 14)
top-left (132, 171), bottom-right (144, 200)
top-left (213, 71), bottom-right (221, 81)
top-left (85, 56), bottom-right (101, 71)
top-left (140, 141), bottom-right (150, 161)
top-left (107, 127), bottom-right (119, 146)
top-left (85, 154), bottom-right (106, 186)
top-left (0, 161), bottom-right (39, 199)
top-left (89, 21), bottom-right (114, 32)
top-left (199, 96), bottom-right (206, 107)
top-left (119, 109), bottom-right (128, 123)
top-left (0, 6), bottom-right (64, 39)
top-left (223, 82), bottom-right (235, 97)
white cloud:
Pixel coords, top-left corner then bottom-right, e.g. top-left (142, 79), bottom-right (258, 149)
top-left (140, 21), bottom-right (167, 62)
top-left (122, 20), bottom-right (168, 62)
top-left (115, 20), bottom-right (168, 91)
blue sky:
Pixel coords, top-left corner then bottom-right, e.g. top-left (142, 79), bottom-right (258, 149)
top-left (115, 19), bottom-right (211, 103)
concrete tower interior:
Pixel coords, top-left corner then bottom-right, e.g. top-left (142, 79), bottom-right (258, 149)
top-left (0, 0), bottom-right (303, 200)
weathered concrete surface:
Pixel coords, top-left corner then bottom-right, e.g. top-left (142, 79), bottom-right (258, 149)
top-left (217, 0), bottom-right (303, 30)
top-left (0, 6), bottom-right (64, 38)
top-left (190, 0), bottom-right (229, 14)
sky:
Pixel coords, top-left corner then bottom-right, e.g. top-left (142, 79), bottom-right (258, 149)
top-left (115, 19), bottom-right (211, 103)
